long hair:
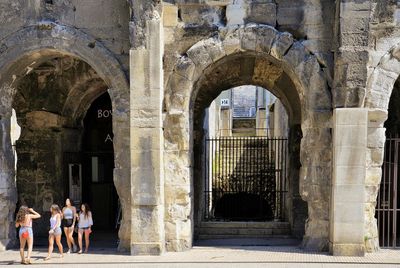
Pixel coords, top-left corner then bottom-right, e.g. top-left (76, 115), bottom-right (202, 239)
top-left (16, 206), bottom-right (29, 224)
top-left (50, 204), bottom-right (61, 215)
top-left (81, 203), bottom-right (91, 218)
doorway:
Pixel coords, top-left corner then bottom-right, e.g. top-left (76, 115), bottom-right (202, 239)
top-left (64, 92), bottom-right (119, 246)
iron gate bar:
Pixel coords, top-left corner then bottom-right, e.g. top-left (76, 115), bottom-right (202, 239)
top-left (203, 136), bottom-right (288, 222)
top-left (376, 135), bottom-right (399, 248)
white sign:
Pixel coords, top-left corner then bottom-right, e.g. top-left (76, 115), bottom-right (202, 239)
top-left (220, 99), bottom-right (230, 107)
top-left (69, 164), bottom-right (82, 205)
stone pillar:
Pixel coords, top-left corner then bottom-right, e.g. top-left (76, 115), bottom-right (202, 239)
top-left (219, 108), bottom-right (232, 137)
top-left (256, 108), bottom-right (268, 136)
top-left (0, 115), bottom-right (17, 251)
top-left (330, 108), bottom-right (367, 256)
top-left (364, 109), bottom-right (387, 252)
top-left (130, 17), bottom-right (165, 255)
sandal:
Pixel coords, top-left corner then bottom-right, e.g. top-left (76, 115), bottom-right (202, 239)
top-left (44, 256), bottom-right (51, 261)
top-left (78, 250), bottom-right (82, 254)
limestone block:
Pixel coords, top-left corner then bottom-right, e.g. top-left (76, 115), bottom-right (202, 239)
top-left (131, 109), bottom-right (162, 128)
top-left (25, 111), bottom-right (65, 129)
top-left (334, 125), bottom-right (367, 147)
top-left (283, 42), bottom-right (311, 71)
top-left (131, 129), bottom-right (162, 150)
top-left (367, 127), bottom-right (386, 148)
top-left (366, 148), bottom-right (384, 168)
top-left (334, 108), bottom-right (367, 126)
top-left (368, 109), bottom-right (387, 128)
top-left (221, 27), bottom-right (242, 55)
top-left (226, 4), bottom-right (247, 26)
top-left (186, 40), bottom-right (213, 70)
top-left (331, 243), bottom-right (365, 257)
top-left (247, 3), bottom-right (276, 26)
top-left (332, 202), bottom-right (364, 224)
top-left (365, 167), bottom-right (382, 186)
top-left (202, 37), bottom-right (226, 63)
top-left (255, 26), bottom-right (278, 53)
top-left (270, 32), bottom-right (293, 59)
top-left (334, 166), bottom-right (365, 186)
top-left (163, 4), bottom-right (178, 27)
top-left (334, 146), bottom-right (366, 168)
top-left (174, 57), bottom-right (196, 80)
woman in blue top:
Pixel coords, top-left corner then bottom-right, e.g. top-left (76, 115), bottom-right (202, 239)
top-left (62, 198), bottom-right (77, 253)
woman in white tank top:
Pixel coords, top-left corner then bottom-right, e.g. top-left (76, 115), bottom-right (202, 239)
top-left (44, 204), bottom-right (64, 261)
top-left (77, 203), bottom-right (93, 254)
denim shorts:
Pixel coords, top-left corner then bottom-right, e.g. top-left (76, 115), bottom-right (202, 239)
top-left (19, 227), bottom-right (33, 239)
top-left (50, 227), bottom-right (62, 236)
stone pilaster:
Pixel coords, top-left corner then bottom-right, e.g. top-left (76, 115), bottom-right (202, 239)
top-left (0, 84), bottom-right (17, 251)
top-left (130, 16), bottom-right (165, 255)
top-left (219, 108), bottom-right (232, 137)
top-left (330, 108), bottom-right (367, 256)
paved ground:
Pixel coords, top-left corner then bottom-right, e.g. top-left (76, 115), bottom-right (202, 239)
top-left (0, 244), bottom-right (399, 268)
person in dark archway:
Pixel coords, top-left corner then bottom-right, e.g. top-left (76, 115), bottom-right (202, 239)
top-left (77, 203), bottom-right (93, 254)
top-left (45, 204), bottom-right (64, 261)
top-left (62, 198), bottom-right (77, 253)
top-left (15, 206), bottom-right (41, 265)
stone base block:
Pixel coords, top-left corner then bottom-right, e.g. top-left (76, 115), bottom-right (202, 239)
top-left (166, 239), bottom-right (191, 252)
top-left (301, 236), bottom-right (329, 251)
top-left (329, 243), bottom-right (366, 256)
top-left (131, 242), bottom-right (165, 255)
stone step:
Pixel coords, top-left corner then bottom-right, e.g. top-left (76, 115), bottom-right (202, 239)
top-left (196, 234), bottom-right (292, 240)
top-left (196, 221), bottom-right (291, 238)
top-left (199, 221), bottom-right (290, 229)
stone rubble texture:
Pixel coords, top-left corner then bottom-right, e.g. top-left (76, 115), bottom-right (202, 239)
top-left (0, 0), bottom-right (398, 257)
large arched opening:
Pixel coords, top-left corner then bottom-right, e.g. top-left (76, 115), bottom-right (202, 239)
top-left (163, 24), bottom-right (332, 251)
top-left (190, 53), bottom-right (305, 244)
top-left (0, 23), bottom-right (130, 251)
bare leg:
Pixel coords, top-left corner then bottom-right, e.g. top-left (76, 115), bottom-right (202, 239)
top-left (78, 230), bottom-right (83, 253)
top-left (27, 235), bottom-right (33, 263)
top-left (55, 235), bottom-right (64, 257)
top-left (64, 227), bottom-right (71, 252)
top-left (19, 237), bottom-right (27, 264)
top-left (45, 235), bottom-right (54, 260)
top-left (84, 230), bottom-right (90, 253)
top-left (69, 227), bottom-right (76, 249)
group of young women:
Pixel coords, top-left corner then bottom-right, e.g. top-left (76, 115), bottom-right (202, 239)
top-left (15, 198), bottom-right (94, 264)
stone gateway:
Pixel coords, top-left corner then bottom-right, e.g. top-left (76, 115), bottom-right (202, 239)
top-left (0, 0), bottom-right (399, 257)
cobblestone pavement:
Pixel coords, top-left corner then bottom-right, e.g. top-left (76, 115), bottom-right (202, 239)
top-left (0, 245), bottom-right (399, 268)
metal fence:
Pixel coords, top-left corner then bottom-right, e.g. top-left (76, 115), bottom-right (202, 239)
top-left (376, 135), bottom-right (400, 248)
top-left (203, 136), bottom-right (288, 221)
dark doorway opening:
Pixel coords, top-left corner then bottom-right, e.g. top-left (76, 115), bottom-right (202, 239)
top-left (81, 92), bottom-right (118, 232)
top-left (64, 92), bottom-right (119, 248)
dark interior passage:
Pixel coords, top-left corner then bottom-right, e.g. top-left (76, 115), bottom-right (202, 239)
top-left (81, 92), bottom-right (118, 231)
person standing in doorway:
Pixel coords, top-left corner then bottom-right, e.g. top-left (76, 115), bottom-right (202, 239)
top-left (62, 198), bottom-right (77, 253)
top-left (15, 206), bottom-right (41, 264)
top-left (77, 203), bottom-right (93, 254)
top-left (44, 204), bottom-right (64, 261)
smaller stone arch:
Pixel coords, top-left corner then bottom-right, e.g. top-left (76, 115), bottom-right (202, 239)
top-left (0, 22), bottom-right (131, 251)
top-left (363, 43), bottom-right (400, 252)
top-left (163, 23), bottom-right (332, 251)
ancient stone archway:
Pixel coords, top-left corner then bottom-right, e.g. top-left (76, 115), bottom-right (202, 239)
top-left (364, 43), bottom-right (400, 251)
top-left (163, 24), bottom-right (332, 251)
top-left (0, 22), bottom-right (130, 251)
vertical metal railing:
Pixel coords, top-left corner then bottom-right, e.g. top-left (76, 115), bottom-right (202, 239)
top-left (204, 136), bottom-right (288, 222)
top-left (376, 135), bottom-right (399, 248)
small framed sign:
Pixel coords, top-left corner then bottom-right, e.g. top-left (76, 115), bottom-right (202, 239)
top-left (220, 98), bottom-right (230, 107)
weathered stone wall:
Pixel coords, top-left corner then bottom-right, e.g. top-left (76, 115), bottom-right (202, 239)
top-left (0, 20), bottom-right (130, 251)
top-left (163, 23), bottom-right (332, 252)
top-left (0, 0), bottom-right (130, 68)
